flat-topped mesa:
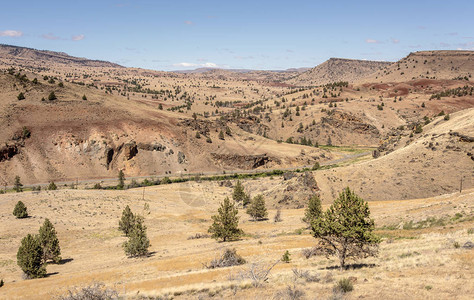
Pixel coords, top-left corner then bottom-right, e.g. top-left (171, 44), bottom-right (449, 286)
top-left (286, 58), bottom-right (392, 86)
top-left (360, 50), bottom-right (474, 83)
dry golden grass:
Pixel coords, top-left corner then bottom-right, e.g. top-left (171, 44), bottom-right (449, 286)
top-left (0, 180), bottom-right (472, 299)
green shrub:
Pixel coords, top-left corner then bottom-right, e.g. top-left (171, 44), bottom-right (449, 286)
top-left (17, 92), bottom-right (25, 100)
top-left (48, 91), bottom-right (57, 100)
top-left (48, 181), bottom-right (57, 190)
top-left (13, 201), bottom-right (28, 218)
top-left (333, 278), bottom-right (353, 293)
top-left (123, 216), bottom-right (150, 257)
top-left (282, 250), bottom-right (291, 263)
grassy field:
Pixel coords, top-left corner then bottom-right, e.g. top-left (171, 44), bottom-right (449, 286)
top-left (0, 180), bottom-right (472, 299)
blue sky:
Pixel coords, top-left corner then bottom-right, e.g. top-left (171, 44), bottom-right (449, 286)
top-left (1, 0), bottom-right (473, 70)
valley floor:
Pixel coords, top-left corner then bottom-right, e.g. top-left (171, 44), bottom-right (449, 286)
top-left (0, 182), bottom-right (473, 299)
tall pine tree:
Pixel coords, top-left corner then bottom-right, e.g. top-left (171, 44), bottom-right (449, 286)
top-left (208, 197), bottom-right (242, 242)
top-left (312, 187), bottom-right (380, 270)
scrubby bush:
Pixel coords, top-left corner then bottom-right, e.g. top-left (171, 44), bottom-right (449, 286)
top-left (281, 250), bottom-right (291, 263)
top-left (333, 278), bottom-right (353, 293)
top-left (59, 282), bottom-right (118, 300)
top-left (205, 248), bottom-right (245, 269)
top-left (17, 92), bottom-right (25, 100)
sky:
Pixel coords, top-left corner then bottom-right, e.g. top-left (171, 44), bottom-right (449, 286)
top-left (1, 0), bottom-right (473, 71)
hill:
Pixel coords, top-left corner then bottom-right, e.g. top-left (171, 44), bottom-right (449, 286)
top-left (0, 44), bottom-right (122, 69)
top-left (286, 58), bottom-right (391, 86)
top-left (360, 50), bottom-right (474, 83)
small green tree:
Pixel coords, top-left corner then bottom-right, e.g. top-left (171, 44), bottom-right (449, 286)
top-left (302, 195), bottom-right (322, 226)
top-left (281, 250), bottom-right (291, 263)
top-left (232, 180), bottom-right (246, 204)
top-left (311, 187), bottom-right (380, 270)
top-left (123, 216), bottom-right (150, 257)
top-left (14, 175), bottom-right (23, 192)
top-left (48, 181), bottom-right (57, 190)
top-left (38, 219), bottom-right (61, 263)
top-left (118, 170), bottom-right (125, 189)
top-left (218, 130), bottom-right (225, 140)
top-left (246, 194), bottom-right (268, 221)
top-left (17, 92), bottom-right (25, 100)
top-left (13, 201), bottom-right (28, 218)
top-left (17, 234), bottom-right (46, 279)
top-left (208, 197), bottom-right (242, 242)
top-left (119, 205), bottom-right (135, 236)
top-left (48, 91), bottom-right (57, 101)
top-left (312, 162), bottom-right (320, 170)
top-left (82, 94), bottom-right (87, 100)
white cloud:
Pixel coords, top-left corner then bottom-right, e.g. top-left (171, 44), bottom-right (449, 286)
top-left (365, 39), bottom-right (381, 44)
top-left (72, 34), bottom-right (85, 41)
top-left (42, 33), bottom-right (60, 40)
top-left (0, 30), bottom-right (23, 37)
top-left (172, 62), bottom-right (226, 69)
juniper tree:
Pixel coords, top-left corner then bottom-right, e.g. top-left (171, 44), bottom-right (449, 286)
top-left (119, 205), bottom-right (135, 236)
top-left (48, 91), bottom-right (57, 100)
top-left (48, 181), bottom-right (57, 190)
top-left (123, 216), bottom-right (150, 257)
top-left (82, 94), bottom-right (87, 100)
top-left (232, 180), bottom-right (246, 204)
top-left (118, 170), bottom-right (125, 189)
top-left (38, 218), bottom-right (61, 263)
top-left (219, 130), bottom-right (225, 140)
top-left (208, 197), bottom-right (242, 242)
top-left (246, 194), bottom-right (268, 221)
top-left (17, 92), bottom-right (25, 100)
top-left (302, 195), bottom-right (322, 226)
top-left (13, 201), bottom-right (28, 218)
top-left (311, 187), bottom-right (380, 270)
top-left (14, 175), bottom-right (23, 192)
top-left (17, 234), bottom-right (46, 279)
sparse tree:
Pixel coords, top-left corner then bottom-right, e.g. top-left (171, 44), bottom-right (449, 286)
top-left (17, 234), bottom-right (46, 279)
top-left (218, 130), bottom-right (225, 140)
top-left (32, 78), bottom-right (38, 84)
top-left (302, 195), bottom-right (322, 226)
top-left (82, 94), bottom-right (87, 100)
top-left (208, 197), bottom-right (242, 242)
top-left (38, 218), bottom-right (61, 263)
top-left (14, 175), bottom-right (23, 192)
top-left (48, 91), bottom-right (57, 101)
top-left (119, 205), bottom-right (135, 236)
top-left (117, 170), bottom-right (125, 189)
top-left (48, 181), bottom-right (57, 190)
top-left (246, 194), bottom-right (268, 221)
top-left (17, 92), bottom-right (25, 100)
top-left (13, 201), bottom-right (28, 218)
top-left (232, 180), bottom-right (246, 204)
top-left (158, 103), bottom-right (163, 110)
top-left (123, 216), bottom-right (150, 257)
top-left (311, 187), bottom-right (380, 270)
top-left (281, 250), bottom-right (291, 263)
